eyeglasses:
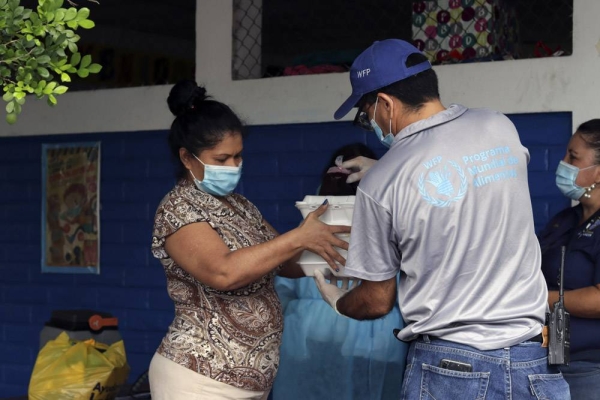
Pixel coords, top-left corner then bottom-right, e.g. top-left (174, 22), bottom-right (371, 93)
top-left (353, 107), bottom-right (373, 131)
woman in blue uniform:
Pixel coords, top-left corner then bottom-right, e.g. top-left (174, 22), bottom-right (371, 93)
top-left (538, 119), bottom-right (600, 400)
top-left (272, 144), bottom-right (406, 400)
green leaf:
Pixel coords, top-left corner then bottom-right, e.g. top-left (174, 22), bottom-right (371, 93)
top-left (6, 101), bottom-right (14, 113)
top-left (53, 85), bottom-right (68, 94)
top-left (6, 113), bottom-right (17, 125)
top-left (70, 52), bottom-right (81, 66)
top-left (64, 7), bottom-right (77, 21)
top-left (46, 11), bottom-right (54, 22)
top-left (0, 0), bottom-right (8, 8)
top-left (77, 19), bottom-right (95, 29)
top-left (47, 94), bottom-right (57, 106)
top-left (37, 67), bottom-right (50, 78)
top-left (60, 72), bottom-right (71, 82)
top-left (43, 81), bottom-right (57, 94)
top-left (88, 63), bottom-right (102, 74)
top-left (76, 7), bottom-right (90, 20)
top-left (2, 92), bottom-right (14, 102)
top-left (55, 33), bottom-right (67, 46)
top-left (54, 8), bottom-right (65, 21)
top-left (80, 54), bottom-right (91, 68)
top-left (67, 42), bottom-right (77, 53)
top-left (66, 20), bottom-right (78, 29)
top-left (67, 67), bottom-right (77, 73)
top-left (14, 91), bottom-right (26, 99)
top-left (14, 6), bottom-right (23, 16)
top-left (77, 68), bottom-right (89, 78)
top-left (37, 55), bottom-right (51, 64)
top-left (15, 92), bottom-right (27, 102)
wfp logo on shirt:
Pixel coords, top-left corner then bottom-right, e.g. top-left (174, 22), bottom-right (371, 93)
top-left (418, 156), bottom-right (468, 207)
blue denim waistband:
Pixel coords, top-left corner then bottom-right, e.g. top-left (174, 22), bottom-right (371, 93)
top-left (415, 335), bottom-right (548, 365)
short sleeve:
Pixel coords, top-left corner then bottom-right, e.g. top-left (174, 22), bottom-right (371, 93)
top-left (151, 195), bottom-right (210, 259)
top-left (344, 187), bottom-right (401, 281)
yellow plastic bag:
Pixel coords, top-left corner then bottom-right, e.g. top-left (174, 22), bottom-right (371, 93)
top-left (29, 331), bottom-right (130, 400)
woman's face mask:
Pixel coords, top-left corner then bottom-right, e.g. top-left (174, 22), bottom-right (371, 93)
top-left (555, 160), bottom-right (597, 200)
top-left (190, 154), bottom-right (242, 196)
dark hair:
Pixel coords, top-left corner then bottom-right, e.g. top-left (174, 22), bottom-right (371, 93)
top-left (318, 143), bottom-right (378, 196)
top-left (358, 53), bottom-right (439, 113)
top-left (576, 119), bottom-right (600, 164)
top-left (167, 79), bottom-right (245, 179)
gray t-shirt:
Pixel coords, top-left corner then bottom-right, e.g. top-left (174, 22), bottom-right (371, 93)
top-left (344, 104), bottom-right (547, 350)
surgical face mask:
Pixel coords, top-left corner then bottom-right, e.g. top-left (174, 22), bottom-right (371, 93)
top-left (190, 154), bottom-right (242, 196)
top-left (555, 160), bottom-right (597, 200)
top-left (370, 98), bottom-right (395, 148)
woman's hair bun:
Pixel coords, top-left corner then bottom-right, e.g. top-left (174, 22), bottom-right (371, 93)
top-left (167, 80), bottom-right (209, 117)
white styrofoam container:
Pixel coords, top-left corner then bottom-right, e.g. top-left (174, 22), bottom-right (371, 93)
top-left (295, 195), bottom-right (355, 224)
top-left (295, 196), bottom-right (355, 277)
top-left (297, 233), bottom-right (352, 278)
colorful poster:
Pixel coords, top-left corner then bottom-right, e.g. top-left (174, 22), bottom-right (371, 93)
top-left (42, 142), bottom-right (100, 274)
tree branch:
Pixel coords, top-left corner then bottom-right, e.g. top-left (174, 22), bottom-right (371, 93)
top-left (67, 0), bottom-right (100, 5)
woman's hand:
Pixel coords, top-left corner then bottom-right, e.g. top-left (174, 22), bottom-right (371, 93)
top-left (297, 202), bottom-right (351, 271)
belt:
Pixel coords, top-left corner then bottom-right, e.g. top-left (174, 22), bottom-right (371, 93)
top-left (527, 333), bottom-right (543, 343)
top-left (418, 333), bottom-right (544, 343)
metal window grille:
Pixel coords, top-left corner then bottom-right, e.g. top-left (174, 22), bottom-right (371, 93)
top-left (231, 0), bottom-right (573, 80)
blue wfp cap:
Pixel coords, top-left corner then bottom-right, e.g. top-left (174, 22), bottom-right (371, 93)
top-left (333, 39), bottom-right (432, 120)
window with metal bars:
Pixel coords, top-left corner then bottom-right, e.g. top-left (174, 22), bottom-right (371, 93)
top-left (232, 0), bottom-right (573, 80)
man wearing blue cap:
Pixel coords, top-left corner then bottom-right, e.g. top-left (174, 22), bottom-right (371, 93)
top-left (314, 39), bottom-right (570, 399)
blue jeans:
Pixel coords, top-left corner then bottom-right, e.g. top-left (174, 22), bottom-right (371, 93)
top-left (558, 360), bottom-right (600, 400)
top-left (400, 336), bottom-right (570, 400)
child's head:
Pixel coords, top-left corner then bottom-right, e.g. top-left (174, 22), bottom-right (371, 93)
top-left (318, 143), bottom-right (377, 196)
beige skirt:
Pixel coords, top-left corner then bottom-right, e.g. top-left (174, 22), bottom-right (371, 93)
top-left (149, 352), bottom-right (270, 400)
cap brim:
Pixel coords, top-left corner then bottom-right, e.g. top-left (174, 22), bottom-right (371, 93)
top-left (334, 93), bottom-right (362, 120)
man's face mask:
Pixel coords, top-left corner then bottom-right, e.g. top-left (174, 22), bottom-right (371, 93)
top-left (189, 154), bottom-right (242, 196)
top-left (555, 160), bottom-right (597, 200)
top-left (370, 97), bottom-right (395, 148)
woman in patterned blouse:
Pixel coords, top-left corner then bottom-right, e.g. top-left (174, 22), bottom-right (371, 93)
top-left (148, 80), bottom-right (350, 400)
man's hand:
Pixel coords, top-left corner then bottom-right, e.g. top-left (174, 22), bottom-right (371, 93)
top-left (341, 156), bottom-right (377, 183)
top-left (314, 269), bottom-right (359, 314)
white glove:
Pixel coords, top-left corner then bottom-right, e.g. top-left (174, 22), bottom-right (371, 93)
top-left (314, 269), bottom-right (359, 315)
top-left (341, 156), bottom-right (377, 184)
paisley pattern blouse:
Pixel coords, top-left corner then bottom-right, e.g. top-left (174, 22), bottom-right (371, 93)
top-left (151, 179), bottom-right (282, 391)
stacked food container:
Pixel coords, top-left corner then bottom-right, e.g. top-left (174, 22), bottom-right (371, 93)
top-left (295, 195), bottom-right (355, 277)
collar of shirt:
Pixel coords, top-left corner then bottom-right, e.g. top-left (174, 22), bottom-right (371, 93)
top-left (393, 104), bottom-right (468, 144)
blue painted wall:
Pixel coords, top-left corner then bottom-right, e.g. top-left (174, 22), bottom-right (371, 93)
top-left (0, 112), bottom-right (571, 397)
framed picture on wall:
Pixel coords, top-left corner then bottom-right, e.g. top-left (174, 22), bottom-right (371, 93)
top-left (41, 142), bottom-right (101, 274)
